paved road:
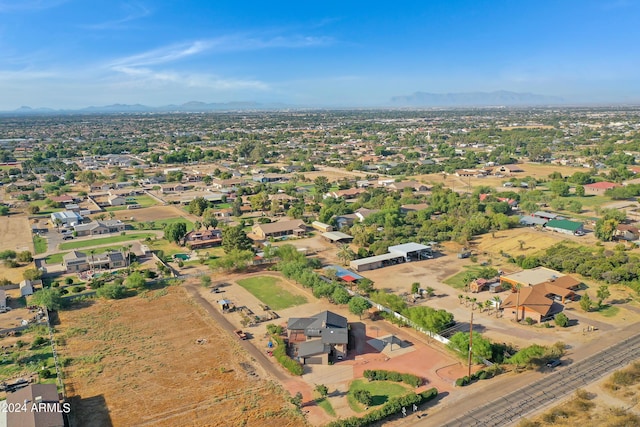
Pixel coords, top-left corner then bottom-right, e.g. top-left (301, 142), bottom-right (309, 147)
top-left (183, 283), bottom-right (289, 382)
top-left (439, 332), bottom-right (640, 427)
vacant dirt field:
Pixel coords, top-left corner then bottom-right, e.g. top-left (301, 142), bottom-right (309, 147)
top-left (58, 286), bottom-right (303, 427)
top-left (412, 162), bottom-right (593, 191)
top-left (108, 205), bottom-right (185, 222)
top-left (0, 214), bottom-right (34, 282)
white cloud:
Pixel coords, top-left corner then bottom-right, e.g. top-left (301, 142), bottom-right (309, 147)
top-left (81, 2), bottom-right (151, 30)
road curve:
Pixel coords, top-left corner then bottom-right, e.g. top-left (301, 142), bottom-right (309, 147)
top-left (440, 332), bottom-right (640, 427)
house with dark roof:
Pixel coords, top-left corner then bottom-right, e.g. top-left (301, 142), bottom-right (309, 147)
top-left (73, 220), bottom-right (125, 237)
top-left (287, 311), bottom-right (349, 364)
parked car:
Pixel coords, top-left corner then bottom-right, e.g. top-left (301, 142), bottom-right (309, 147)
top-left (62, 235), bottom-right (74, 240)
top-left (546, 359), bottom-right (562, 368)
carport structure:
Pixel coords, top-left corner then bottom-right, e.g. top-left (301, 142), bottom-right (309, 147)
top-left (321, 231), bottom-right (354, 244)
top-left (388, 242), bottom-right (433, 261)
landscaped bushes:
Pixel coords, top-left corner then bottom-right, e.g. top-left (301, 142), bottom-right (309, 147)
top-left (271, 335), bottom-right (303, 376)
top-left (326, 388), bottom-right (438, 427)
top-left (455, 369), bottom-right (495, 387)
top-left (363, 369), bottom-right (422, 387)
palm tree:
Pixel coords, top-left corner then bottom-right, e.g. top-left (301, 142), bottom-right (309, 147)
top-left (493, 296), bottom-right (502, 318)
top-left (194, 221), bottom-right (202, 231)
top-left (458, 295), bottom-right (464, 305)
top-left (336, 243), bottom-right (356, 266)
top-left (484, 300), bottom-right (492, 314)
top-left (471, 297), bottom-right (477, 310)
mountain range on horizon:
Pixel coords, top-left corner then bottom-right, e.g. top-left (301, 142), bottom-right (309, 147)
top-left (4, 91), bottom-right (633, 114)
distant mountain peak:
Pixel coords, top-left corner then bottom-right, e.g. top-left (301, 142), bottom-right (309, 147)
top-left (390, 90), bottom-right (564, 106)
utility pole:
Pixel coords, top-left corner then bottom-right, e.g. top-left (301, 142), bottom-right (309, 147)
top-left (468, 311), bottom-right (473, 378)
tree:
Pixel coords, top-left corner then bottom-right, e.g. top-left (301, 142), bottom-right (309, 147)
top-left (202, 210), bottom-right (219, 230)
top-left (200, 275), bottom-right (212, 288)
top-left (411, 282), bottom-right (420, 294)
top-left (125, 271), bottom-right (145, 289)
top-left (188, 197), bottom-right (209, 216)
top-left (27, 204), bottom-right (40, 215)
top-left (352, 389), bottom-right (372, 406)
top-left (447, 331), bottom-right (493, 363)
top-left (554, 313), bottom-right (569, 328)
top-left (222, 225), bottom-right (252, 253)
top-left (596, 285), bottom-right (610, 308)
top-left (96, 283), bottom-right (127, 299)
top-left (231, 197), bottom-right (243, 217)
top-left (16, 251), bottom-right (33, 263)
top-left (348, 297), bottom-right (371, 319)
top-left (290, 391), bottom-right (303, 409)
top-left (594, 218), bottom-right (618, 242)
top-left (23, 268), bottom-right (42, 281)
top-left (332, 287), bottom-right (352, 305)
top-left (575, 184), bottom-right (585, 197)
top-left (336, 243), bottom-right (356, 266)
top-left (164, 222), bottom-right (188, 244)
top-left (314, 384), bottom-right (328, 398)
top-left (549, 180), bottom-right (570, 197)
top-left (194, 221), bottom-right (202, 231)
top-left (31, 288), bottom-right (63, 310)
top-left (580, 293), bottom-right (593, 312)
top-left (314, 176), bottom-right (330, 196)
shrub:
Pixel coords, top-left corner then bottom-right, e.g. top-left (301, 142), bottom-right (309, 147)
top-left (525, 317), bottom-right (534, 325)
top-left (554, 313), bottom-right (569, 327)
top-left (352, 389), bottom-right (373, 406)
top-left (271, 335), bottom-right (303, 376)
top-left (64, 277), bottom-right (74, 285)
top-left (362, 369), bottom-right (421, 387)
top-left (455, 377), bottom-right (468, 387)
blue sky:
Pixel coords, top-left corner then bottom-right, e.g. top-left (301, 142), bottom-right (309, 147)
top-left (1, 0), bottom-right (639, 109)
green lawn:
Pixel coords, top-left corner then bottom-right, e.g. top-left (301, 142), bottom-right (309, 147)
top-left (599, 305), bottom-right (620, 318)
top-left (105, 195), bottom-right (159, 212)
top-left (33, 235), bottom-right (47, 254)
top-left (236, 276), bottom-right (307, 310)
top-left (316, 398), bottom-right (336, 417)
top-left (347, 380), bottom-right (411, 412)
top-left (443, 265), bottom-right (486, 289)
top-left (59, 233), bottom-right (156, 250)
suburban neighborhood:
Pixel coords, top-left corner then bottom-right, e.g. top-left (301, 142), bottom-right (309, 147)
top-left (1, 107), bottom-right (640, 426)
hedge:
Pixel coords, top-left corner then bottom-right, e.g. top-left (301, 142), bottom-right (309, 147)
top-left (455, 369), bottom-right (494, 387)
top-left (326, 388), bottom-right (438, 427)
top-left (271, 335), bottom-right (303, 376)
top-left (363, 369), bottom-right (422, 387)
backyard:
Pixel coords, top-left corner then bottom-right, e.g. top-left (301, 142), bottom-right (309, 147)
top-left (347, 379), bottom-right (412, 412)
top-left (59, 233), bottom-right (157, 250)
top-left (236, 276), bottom-right (308, 310)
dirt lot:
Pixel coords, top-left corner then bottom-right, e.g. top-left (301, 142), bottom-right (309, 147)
top-left (412, 162), bottom-right (592, 190)
top-left (58, 286), bottom-right (303, 427)
top-left (0, 214), bottom-right (34, 282)
top-left (106, 205), bottom-right (186, 223)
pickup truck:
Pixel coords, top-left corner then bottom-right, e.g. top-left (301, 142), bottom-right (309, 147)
top-left (234, 329), bottom-right (248, 340)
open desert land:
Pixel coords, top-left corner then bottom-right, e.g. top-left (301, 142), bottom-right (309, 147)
top-left (58, 285), bottom-right (303, 427)
top-left (105, 205), bottom-right (186, 223)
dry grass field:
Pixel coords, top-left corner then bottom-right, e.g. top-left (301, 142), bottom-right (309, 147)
top-left (58, 286), bottom-right (303, 427)
top-left (473, 228), bottom-right (571, 259)
top-left (107, 205), bottom-right (184, 222)
top-left (0, 215), bottom-right (35, 282)
top-left (412, 162), bottom-right (593, 190)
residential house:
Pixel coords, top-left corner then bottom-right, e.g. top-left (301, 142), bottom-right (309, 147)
top-left (252, 173), bottom-right (288, 183)
top-left (583, 181), bottom-right (620, 195)
top-left (184, 229), bottom-right (222, 249)
top-left (335, 208), bottom-right (379, 229)
top-left (287, 310), bottom-right (349, 364)
top-left (4, 384), bottom-right (64, 427)
top-left (160, 183), bottom-right (186, 193)
top-left (90, 182), bottom-right (113, 192)
top-left (73, 220), bottom-right (125, 237)
top-left (62, 250), bottom-right (126, 273)
top-left (386, 181), bottom-right (429, 192)
top-left (50, 211), bottom-right (82, 226)
top-left (400, 203), bottom-right (429, 214)
top-left (252, 219), bottom-right (306, 240)
top-left (501, 285), bottom-right (565, 323)
top-left (615, 224), bottom-right (640, 241)
top-left (325, 188), bottom-right (367, 199)
top-left (108, 194), bottom-right (126, 206)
